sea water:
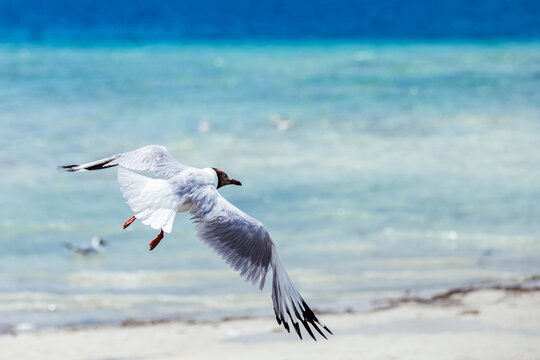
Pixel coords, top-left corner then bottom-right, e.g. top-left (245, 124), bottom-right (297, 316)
top-left (0, 41), bottom-right (539, 330)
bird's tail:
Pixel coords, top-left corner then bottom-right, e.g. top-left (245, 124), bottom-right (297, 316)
top-left (63, 242), bottom-right (74, 250)
top-left (270, 246), bottom-right (332, 340)
top-left (59, 155), bottom-right (121, 172)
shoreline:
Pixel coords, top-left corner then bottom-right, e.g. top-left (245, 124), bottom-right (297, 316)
top-left (2, 275), bottom-right (539, 336)
top-left (1, 276), bottom-right (539, 359)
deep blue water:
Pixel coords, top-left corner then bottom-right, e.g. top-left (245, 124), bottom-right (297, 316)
top-left (0, 0), bottom-right (539, 42)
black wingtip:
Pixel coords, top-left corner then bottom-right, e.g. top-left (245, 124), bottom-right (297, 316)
top-left (292, 321), bottom-right (302, 340)
top-left (324, 326), bottom-right (333, 335)
top-left (310, 321), bottom-right (327, 339)
top-left (280, 316), bottom-right (290, 333)
top-left (284, 323), bottom-right (290, 333)
top-left (58, 164), bottom-right (78, 172)
top-left (58, 159), bottom-right (118, 172)
top-left (274, 300), bottom-right (333, 340)
top-left (301, 319), bottom-right (317, 341)
top-left (85, 162), bottom-right (117, 171)
top-left (300, 300), bottom-right (333, 339)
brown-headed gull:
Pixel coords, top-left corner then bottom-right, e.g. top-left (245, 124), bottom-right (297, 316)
top-left (60, 145), bottom-right (331, 340)
top-left (64, 236), bottom-right (107, 255)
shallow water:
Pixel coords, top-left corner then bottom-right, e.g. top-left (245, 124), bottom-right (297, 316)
top-left (0, 41), bottom-right (539, 330)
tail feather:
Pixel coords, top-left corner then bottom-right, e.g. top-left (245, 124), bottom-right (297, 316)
top-left (270, 246), bottom-right (331, 340)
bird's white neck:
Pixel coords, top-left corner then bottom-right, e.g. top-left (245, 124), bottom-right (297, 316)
top-left (201, 167), bottom-right (219, 188)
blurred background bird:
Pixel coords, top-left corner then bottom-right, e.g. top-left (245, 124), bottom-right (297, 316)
top-left (64, 236), bottom-right (107, 255)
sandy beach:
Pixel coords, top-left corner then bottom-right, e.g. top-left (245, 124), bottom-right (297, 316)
top-left (2, 279), bottom-right (539, 360)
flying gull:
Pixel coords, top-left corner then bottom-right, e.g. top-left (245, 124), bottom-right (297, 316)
top-left (60, 145), bottom-right (332, 340)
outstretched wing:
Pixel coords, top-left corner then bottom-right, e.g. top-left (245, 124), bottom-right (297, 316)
top-left (60, 145), bottom-right (186, 179)
top-left (189, 190), bottom-right (332, 340)
top-left (189, 189), bottom-right (273, 289)
top-left (270, 246), bottom-right (332, 340)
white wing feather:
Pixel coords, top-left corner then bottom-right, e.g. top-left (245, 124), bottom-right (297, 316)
top-left (61, 145), bottom-right (186, 179)
top-left (117, 167), bottom-right (182, 233)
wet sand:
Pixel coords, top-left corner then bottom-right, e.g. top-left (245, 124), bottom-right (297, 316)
top-left (2, 279), bottom-right (539, 360)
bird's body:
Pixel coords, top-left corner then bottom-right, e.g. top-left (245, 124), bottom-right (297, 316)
top-left (117, 165), bottom-right (220, 233)
top-left (60, 145), bottom-right (331, 340)
top-left (64, 236), bottom-right (106, 255)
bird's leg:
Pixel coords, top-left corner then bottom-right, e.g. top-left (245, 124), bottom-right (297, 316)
top-left (123, 216), bottom-right (136, 229)
top-left (149, 229), bottom-right (164, 251)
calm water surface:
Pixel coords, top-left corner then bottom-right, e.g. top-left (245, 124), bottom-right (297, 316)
top-left (0, 41), bottom-right (539, 330)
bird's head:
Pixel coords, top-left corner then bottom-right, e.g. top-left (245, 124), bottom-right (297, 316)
top-left (91, 236), bottom-right (107, 248)
top-left (212, 168), bottom-right (242, 189)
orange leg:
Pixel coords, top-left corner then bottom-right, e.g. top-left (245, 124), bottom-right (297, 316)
top-left (149, 229), bottom-right (164, 251)
top-left (123, 216), bottom-right (136, 229)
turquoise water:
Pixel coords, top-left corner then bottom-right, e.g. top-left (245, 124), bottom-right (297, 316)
top-left (1, 42), bottom-right (539, 330)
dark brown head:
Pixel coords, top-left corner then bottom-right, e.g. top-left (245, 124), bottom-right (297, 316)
top-left (212, 168), bottom-right (242, 189)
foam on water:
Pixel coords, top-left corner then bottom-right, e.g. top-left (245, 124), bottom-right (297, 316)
top-left (0, 41), bottom-right (539, 330)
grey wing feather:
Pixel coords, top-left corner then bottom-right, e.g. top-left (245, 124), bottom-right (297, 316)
top-left (60, 145), bottom-right (186, 179)
top-left (189, 191), bottom-right (332, 340)
top-left (190, 193), bottom-right (273, 289)
top-left (113, 145), bottom-right (186, 178)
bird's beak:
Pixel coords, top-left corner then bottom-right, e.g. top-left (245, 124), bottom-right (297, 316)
top-left (229, 179), bottom-right (242, 186)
